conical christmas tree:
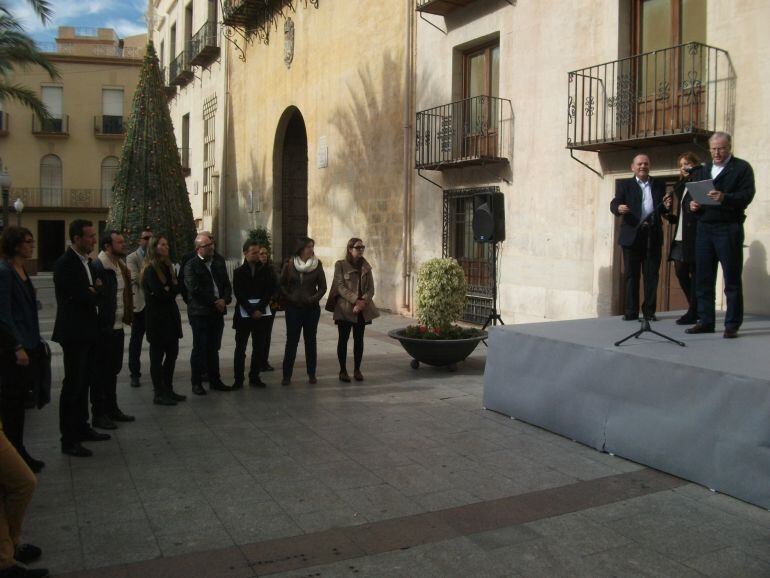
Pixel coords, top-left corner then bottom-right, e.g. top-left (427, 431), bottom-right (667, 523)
top-left (107, 42), bottom-right (196, 261)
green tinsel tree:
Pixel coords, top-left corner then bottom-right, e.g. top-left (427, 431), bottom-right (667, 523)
top-left (107, 42), bottom-right (196, 261)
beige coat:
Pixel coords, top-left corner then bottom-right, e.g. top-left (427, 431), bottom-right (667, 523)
top-left (331, 259), bottom-right (379, 323)
top-left (126, 248), bottom-right (145, 313)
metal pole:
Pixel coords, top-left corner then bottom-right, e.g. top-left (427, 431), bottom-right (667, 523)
top-left (1, 187), bottom-right (8, 232)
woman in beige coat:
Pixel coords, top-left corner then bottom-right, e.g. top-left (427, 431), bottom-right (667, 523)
top-left (331, 238), bottom-right (379, 382)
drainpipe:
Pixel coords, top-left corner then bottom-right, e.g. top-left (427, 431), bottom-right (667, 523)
top-left (401, 0), bottom-right (416, 314)
top-left (219, 23), bottom-right (230, 257)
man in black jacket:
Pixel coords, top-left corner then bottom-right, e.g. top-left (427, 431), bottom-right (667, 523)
top-left (184, 234), bottom-right (233, 394)
top-left (232, 240), bottom-right (274, 388)
top-left (52, 219), bottom-right (111, 457)
top-left (610, 154), bottom-right (672, 321)
top-left (686, 132), bottom-right (755, 338)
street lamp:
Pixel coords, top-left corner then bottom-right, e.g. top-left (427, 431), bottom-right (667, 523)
top-left (0, 167), bottom-right (11, 232)
top-left (13, 197), bottom-right (24, 226)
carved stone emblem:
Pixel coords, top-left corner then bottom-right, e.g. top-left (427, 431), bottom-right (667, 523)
top-left (284, 18), bottom-right (294, 69)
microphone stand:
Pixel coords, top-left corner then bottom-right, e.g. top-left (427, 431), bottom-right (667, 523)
top-left (615, 195), bottom-right (686, 347)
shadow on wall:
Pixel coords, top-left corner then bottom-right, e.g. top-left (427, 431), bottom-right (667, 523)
top-left (744, 240), bottom-right (770, 314)
top-left (596, 265), bottom-right (614, 317)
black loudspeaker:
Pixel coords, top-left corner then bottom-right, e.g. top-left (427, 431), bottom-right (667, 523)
top-left (472, 192), bottom-right (506, 243)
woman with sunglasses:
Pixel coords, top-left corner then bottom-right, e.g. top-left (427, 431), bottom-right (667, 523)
top-left (330, 238), bottom-right (379, 382)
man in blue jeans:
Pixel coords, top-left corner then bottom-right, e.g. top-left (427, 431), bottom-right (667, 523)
top-left (686, 132), bottom-right (755, 339)
top-left (184, 234), bottom-right (234, 394)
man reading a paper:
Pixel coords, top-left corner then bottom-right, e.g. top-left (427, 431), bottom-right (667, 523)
top-left (685, 132), bottom-right (756, 338)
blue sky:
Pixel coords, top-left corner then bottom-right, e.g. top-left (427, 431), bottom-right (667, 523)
top-left (9, 0), bottom-right (148, 44)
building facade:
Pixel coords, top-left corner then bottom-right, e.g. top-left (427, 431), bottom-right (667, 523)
top-left (414, 0), bottom-right (769, 323)
top-left (151, 0), bottom-right (226, 238)
top-left (0, 27), bottom-right (144, 272)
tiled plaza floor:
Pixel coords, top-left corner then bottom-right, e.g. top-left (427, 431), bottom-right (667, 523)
top-left (19, 302), bottom-right (770, 577)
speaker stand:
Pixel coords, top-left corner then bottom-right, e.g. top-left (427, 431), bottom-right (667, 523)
top-left (481, 242), bottom-right (504, 339)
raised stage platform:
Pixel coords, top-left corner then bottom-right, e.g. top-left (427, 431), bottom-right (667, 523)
top-left (482, 312), bottom-right (770, 510)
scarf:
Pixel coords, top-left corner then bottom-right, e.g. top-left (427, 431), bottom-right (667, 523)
top-left (293, 255), bottom-right (319, 274)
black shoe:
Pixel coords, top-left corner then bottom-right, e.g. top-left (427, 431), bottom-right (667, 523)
top-left (22, 455), bottom-right (45, 474)
top-left (339, 370), bottom-right (351, 383)
top-left (153, 394), bottom-right (177, 406)
top-left (249, 378), bottom-right (266, 388)
top-left (170, 390), bottom-right (187, 401)
top-left (201, 372), bottom-right (210, 383)
top-left (354, 369), bottom-right (364, 382)
top-left (192, 383), bottom-right (207, 395)
top-left (644, 315), bottom-right (658, 322)
top-left (109, 410), bottom-right (136, 422)
top-left (676, 313), bottom-right (698, 325)
top-left (130, 375), bottom-right (141, 388)
top-left (15, 544), bottom-right (42, 564)
top-left (281, 378), bottom-right (290, 386)
top-left (308, 375), bottom-right (317, 385)
top-left (723, 327), bottom-right (739, 339)
top-left (686, 323), bottom-right (715, 334)
top-left (623, 314), bottom-right (640, 321)
top-left (232, 381), bottom-right (244, 390)
top-left (80, 428), bottom-right (111, 442)
top-left (261, 363), bottom-right (274, 372)
top-left (0, 564), bottom-right (50, 577)
top-left (61, 443), bottom-right (93, 457)
top-left (211, 382), bottom-right (234, 391)
top-left (91, 415), bottom-right (117, 430)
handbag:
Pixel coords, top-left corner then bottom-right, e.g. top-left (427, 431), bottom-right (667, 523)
top-left (324, 288), bottom-right (338, 313)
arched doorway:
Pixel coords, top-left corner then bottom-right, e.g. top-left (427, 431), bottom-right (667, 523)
top-left (274, 107), bottom-right (308, 260)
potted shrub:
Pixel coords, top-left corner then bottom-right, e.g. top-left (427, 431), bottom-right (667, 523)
top-left (388, 258), bottom-right (486, 371)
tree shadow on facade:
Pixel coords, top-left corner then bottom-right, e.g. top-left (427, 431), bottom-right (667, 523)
top-left (744, 240), bottom-right (770, 317)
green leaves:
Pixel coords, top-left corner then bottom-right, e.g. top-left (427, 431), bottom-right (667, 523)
top-left (415, 258), bottom-right (468, 331)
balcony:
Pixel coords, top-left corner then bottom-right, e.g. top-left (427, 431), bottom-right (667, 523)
top-left (416, 0), bottom-right (479, 15)
top-left (189, 21), bottom-right (220, 67)
top-left (179, 147), bottom-right (191, 176)
top-left (161, 67), bottom-right (177, 98)
top-left (94, 115), bottom-right (125, 137)
top-left (32, 114), bottom-right (69, 136)
top-left (169, 51), bottom-right (194, 86)
top-left (567, 42), bottom-right (735, 152)
top-left (0, 111), bottom-right (8, 136)
top-left (223, 0), bottom-right (315, 42)
top-left (12, 188), bottom-right (109, 210)
top-left (415, 95), bottom-right (513, 171)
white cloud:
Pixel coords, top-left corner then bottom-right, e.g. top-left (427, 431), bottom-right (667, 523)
top-left (104, 18), bottom-right (148, 38)
top-left (7, 0), bottom-right (145, 39)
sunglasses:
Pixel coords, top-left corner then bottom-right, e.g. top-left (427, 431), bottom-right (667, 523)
top-left (352, 245), bottom-right (365, 251)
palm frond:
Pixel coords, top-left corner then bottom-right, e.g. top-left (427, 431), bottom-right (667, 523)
top-left (0, 82), bottom-right (51, 121)
top-left (0, 29), bottom-right (59, 79)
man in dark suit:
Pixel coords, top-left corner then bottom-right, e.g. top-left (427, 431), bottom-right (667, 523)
top-left (686, 132), bottom-right (755, 338)
top-left (610, 154), bottom-right (672, 321)
top-left (52, 219), bottom-right (111, 457)
top-left (184, 234), bottom-right (233, 395)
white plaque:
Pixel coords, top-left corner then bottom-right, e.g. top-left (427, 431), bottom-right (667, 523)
top-left (317, 136), bottom-right (328, 169)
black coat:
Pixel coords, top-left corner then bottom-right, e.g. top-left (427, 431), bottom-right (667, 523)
top-left (232, 261), bottom-right (276, 328)
top-left (179, 250), bottom-right (227, 304)
top-left (52, 248), bottom-right (100, 345)
top-left (0, 260), bottom-right (41, 350)
top-left (610, 177), bottom-right (669, 248)
top-left (690, 156), bottom-right (755, 223)
top-left (91, 258), bottom-right (118, 336)
top-left (143, 264), bottom-right (183, 344)
top-left (183, 254), bottom-right (232, 318)
top-left (666, 178), bottom-right (700, 263)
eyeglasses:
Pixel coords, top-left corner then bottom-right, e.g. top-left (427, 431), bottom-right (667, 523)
top-left (352, 245), bottom-right (365, 251)
top-left (141, 236), bottom-right (152, 241)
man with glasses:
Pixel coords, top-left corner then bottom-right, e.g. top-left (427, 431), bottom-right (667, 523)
top-left (126, 228), bottom-right (152, 387)
top-left (184, 234), bottom-right (233, 394)
top-left (686, 132), bottom-right (755, 338)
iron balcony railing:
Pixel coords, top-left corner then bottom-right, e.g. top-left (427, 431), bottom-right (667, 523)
top-left (169, 50), bottom-right (193, 86)
top-left (0, 111), bottom-right (8, 135)
top-left (32, 114), bottom-right (69, 135)
top-left (189, 20), bottom-right (220, 66)
top-left (94, 115), bottom-right (124, 135)
top-left (416, 95), bottom-right (513, 170)
top-left (12, 188), bottom-right (109, 209)
top-left (37, 42), bottom-right (142, 59)
top-left (416, 0), bottom-right (478, 16)
top-left (567, 42), bottom-right (735, 152)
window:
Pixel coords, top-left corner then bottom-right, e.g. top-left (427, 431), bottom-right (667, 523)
top-left (170, 23), bottom-right (177, 58)
top-left (185, 3), bottom-right (194, 52)
top-left (464, 43), bottom-right (500, 100)
top-left (41, 86), bottom-right (63, 132)
top-left (181, 113), bottom-right (190, 173)
top-left (101, 89), bottom-right (124, 134)
top-left (160, 39), bottom-right (165, 69)
top-left (101, 156), bottom-right (119, 205)
top-left (202, 96), bottom-right (216, 215)
top-left (40, 154), bottom-right (62, 207)
top-left (462, 42), bottom-right (500, 158)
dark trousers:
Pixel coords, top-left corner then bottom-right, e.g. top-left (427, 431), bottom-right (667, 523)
top-left (60, 341), bottom-right (97, 445)
top-left (337, 321), bottom-right (365, 372)
top-left (622, 229), bottom-right (661, 318)
top-left (673, 259), bottom-right (698, 318)
top-left (128, 310), bottom-right (146, 378)
top-left (0, 349), bottom-right (40, 459)
top-left (234, 321), bottom-right (268, 384)
top-left (283, 306), bottom-right (320, 379)
top-left (189, 315), bottom-right (224, 385)
top-left (263, 315), bottom-right (275, 366)
top-left (92, 329), bottom-right (125, 418)
top-left (695, 221), bottom-right (744, 329)
top-left (150, 339), bottom-right (179, 394)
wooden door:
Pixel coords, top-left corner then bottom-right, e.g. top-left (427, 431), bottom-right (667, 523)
top-left (281, 112), bottom-right (308, 260)
top-left (463, 43), bottom-right (499, 159)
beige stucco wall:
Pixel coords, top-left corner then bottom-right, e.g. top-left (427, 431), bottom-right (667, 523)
top-left (226, 0), bottom-right (410, 312)
top-left (414, 0), bottom-right (769, 323)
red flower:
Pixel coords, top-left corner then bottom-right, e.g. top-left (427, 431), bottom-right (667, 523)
top-left (419, 326), bottom-right (427, 334)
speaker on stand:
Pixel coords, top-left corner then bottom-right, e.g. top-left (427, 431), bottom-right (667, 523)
top-left (472, 192), bottom-right (505, 331)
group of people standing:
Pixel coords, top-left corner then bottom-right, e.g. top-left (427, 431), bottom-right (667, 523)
top-left (611, 131), bottom-right (756, 337)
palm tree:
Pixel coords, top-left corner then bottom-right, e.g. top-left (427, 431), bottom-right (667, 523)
top-left (0, 0), bottom-right (59, 121)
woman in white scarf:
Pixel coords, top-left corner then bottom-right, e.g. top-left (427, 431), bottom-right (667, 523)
top-left (279, 237), bottom-right (327, 385)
